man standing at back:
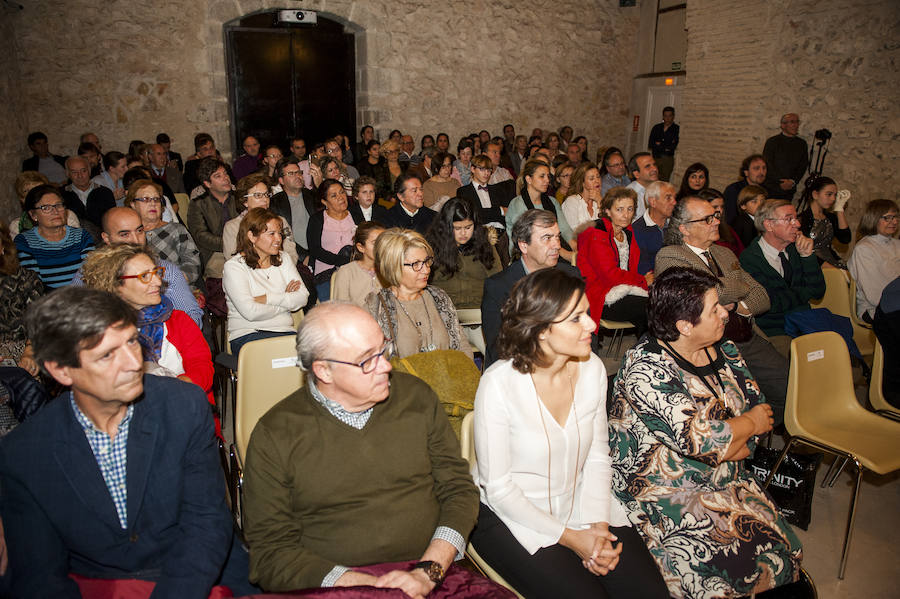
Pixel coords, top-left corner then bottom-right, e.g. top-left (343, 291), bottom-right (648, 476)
top-left (763, 114), bottom-right (808, 201)
top-left (647, 106), bottom-right (679, 182)
top-left (0, 287), bottom-right (254, 598)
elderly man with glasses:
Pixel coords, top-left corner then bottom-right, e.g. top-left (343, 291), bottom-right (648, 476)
top-left (241, 302), bottom-right (505, 598)
top-left (739, 199), bottom-right (825, 338)
top-left (655, 196), bottom-right (789, 425)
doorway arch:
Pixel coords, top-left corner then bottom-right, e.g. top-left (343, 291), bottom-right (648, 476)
top-left (224, 10), bottom-right (357, 158)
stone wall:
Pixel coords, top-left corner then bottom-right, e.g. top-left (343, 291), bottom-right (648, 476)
top-left (0, 6), bottom-right (27, 223)
top-left (675, 0), bottom-right (900, 235)
top-left (3, 0), bottom-right (641, 218)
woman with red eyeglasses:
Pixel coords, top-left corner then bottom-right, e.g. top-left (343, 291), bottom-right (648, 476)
top-left (82, 243), bottom-right (220, 436)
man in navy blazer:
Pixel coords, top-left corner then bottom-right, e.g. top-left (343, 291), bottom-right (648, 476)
top-left (0, 287), bottom-right (250, 598)
top-left (481, 209), bottom-right (581, 366)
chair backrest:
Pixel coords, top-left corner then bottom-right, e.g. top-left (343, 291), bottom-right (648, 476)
top-left (390, 349), bottom-right (479, 437)
top-left (787, 331), bottom-right (868, 438)
top-left (810, 268), bottom-right (875, 355)
top-left (456, 308), bottom-right (482, 326)
top-left (174, 192), bottom-right (190, 223)
top-left (460, 411), bottom-right (475, 465)
top-left (235, 335), bottom-right (304, 460)
top-left (869, 339), bottom-right (896, 415)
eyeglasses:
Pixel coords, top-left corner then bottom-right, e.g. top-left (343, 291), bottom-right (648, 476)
top-left (282, 169), bottom-right (302, 177)
top-left (34, 203), bottom-right (66, 213)
top-left (768, 216), bottom-right (800, 225)
top-left (325, 147), bottom-right (342, 154)
top-left (133, 196), bottom-right (162, 204)
top-left (686, 211), bottom-right (722, 225)
top-left (318, 338), bottom-right (393, 374)
top-left (266, 154), bottom-right (282, 160)
top-left (403, 256), bottom-right (434, 272)
top-left (244, 191), bottom-right (273, 200)
top-left (118, 266), bottom-right (166, 283)
top-left (880, 214), bottom-right (899, 222)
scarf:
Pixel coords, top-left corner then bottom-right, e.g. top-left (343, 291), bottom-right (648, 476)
top-left (136, 296), bottom-right (174, 362)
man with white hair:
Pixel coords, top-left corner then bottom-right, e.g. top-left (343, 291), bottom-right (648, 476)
top-left (242, 302), bottom-right (488, 597)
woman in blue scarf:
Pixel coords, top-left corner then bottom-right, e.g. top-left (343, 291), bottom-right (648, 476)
top-left (82, 244), bottom-right (218, 436)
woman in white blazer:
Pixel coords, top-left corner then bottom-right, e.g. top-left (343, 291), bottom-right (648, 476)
top-left (469, 268), bottom-right (667, 599)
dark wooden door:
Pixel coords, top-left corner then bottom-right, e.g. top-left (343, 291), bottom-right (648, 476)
top-left (225, 13), bottom-right (356, 157)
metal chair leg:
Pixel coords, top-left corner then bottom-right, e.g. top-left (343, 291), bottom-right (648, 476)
top-left (838, 458), bottom-right (863, 579)
top-left (827, 457), bottom-right (848, 487)
top-left (821, 457), bottom-right (841, 488)
top-left (762, 438), bottom-right (797, 490)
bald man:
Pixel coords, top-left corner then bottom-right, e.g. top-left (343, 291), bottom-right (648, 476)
top-left (69, 207), bottom-right (203, 326)
top-left (243, 303), bottom-right (481, 595)
top-left (763, 113), bottom-right (808, 201)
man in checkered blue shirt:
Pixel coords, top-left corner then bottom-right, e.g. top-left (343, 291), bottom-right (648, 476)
top-left (0, 288), bottom-right (257, 597)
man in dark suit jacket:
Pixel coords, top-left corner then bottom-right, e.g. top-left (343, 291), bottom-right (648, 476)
top-left (270, 156), bottom-right (320, 262)
top-left (157, 132), bottom-right (184, 173)
top-left (381, 173), bottom-right (435, 235)
top-left (0, 287), bottom-right (254, 598)
top-left (148, 143), bottom-right (186, 194)
top-left (482, 209), bottom-right (581, 365)
top-left (22, 131), bottom-right (67, 184)
top-left (457, 155), bottom-right (515, 267)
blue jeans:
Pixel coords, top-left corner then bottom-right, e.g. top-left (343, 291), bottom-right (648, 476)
top-left (230, 330), bottom-right (295, 357)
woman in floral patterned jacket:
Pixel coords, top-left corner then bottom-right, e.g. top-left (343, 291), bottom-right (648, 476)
top-left (608, 266), bottom-right (802, 599)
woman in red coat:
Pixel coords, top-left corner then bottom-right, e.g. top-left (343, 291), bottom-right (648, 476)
top-left (82, 244), bottom-right (220, 437)
top-left (576, 186), bottom-right (651, 337)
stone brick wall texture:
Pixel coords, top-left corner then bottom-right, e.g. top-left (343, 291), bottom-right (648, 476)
top-left (0, 0), bottom-right (641, 219)
top-left (0, 9), bottom-right (27, 223)
top-left (675, 0), bottom-right (900, 237)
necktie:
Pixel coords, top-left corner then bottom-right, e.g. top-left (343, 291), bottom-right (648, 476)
top-left (702, 251), bottom-right (723, 277)
top-left (779, 251), bottom-right (793, 284)
top-left (477, 185), bottom-right (487, 192)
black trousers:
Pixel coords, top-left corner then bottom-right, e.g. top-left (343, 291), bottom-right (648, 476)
top-left (736, 333), bottom-right (788, 426)
top-left (470, 503), bottom-right (669, 599)
top-left (601, 295), bottom-right (649, 338)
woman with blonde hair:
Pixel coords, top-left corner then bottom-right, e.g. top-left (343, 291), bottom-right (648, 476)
top-left (364, 228), bottom-right (471, 360)
top-left (380, 138), bottom-right (405, 192)
top-left (81, 244), bottom-right (219, 434)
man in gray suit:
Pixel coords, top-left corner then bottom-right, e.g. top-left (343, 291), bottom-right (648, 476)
top-left (655, 196), bottom-right (787, 425)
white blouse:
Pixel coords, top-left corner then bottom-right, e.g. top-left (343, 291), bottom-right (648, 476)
top-left (223, 252), bottom-right (310, 341)
top-left (562, 193), bottom-right (601, 234)
top-left (471, 355), bottom-right (630, 555)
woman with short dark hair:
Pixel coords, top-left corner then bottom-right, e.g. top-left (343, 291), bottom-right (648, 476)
top-left (609, 266), bottom-right (802, 599)
top-left (676, 162), bottom-right (710, 200)
top-left (14, 184), bottom-right (94, 289)
top-left (470, 268), bottom-right (668, 599)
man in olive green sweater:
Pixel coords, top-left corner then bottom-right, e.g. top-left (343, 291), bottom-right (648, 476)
top-left (242, 303), bottom-right (479, 597)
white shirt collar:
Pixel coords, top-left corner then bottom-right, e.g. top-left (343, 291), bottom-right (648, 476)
top-left (400, 202), bottom-right (418, 217)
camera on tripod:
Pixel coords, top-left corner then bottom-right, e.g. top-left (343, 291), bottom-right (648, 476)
top-left (814, 129), bottom-right (832, 143)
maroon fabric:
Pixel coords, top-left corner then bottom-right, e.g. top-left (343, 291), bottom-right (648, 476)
top-left (69, 573), bottom-right (233, 599)
top-left (234, 560), bottom-right (515, 598)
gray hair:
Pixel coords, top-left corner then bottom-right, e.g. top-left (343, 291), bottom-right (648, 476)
top-left (754, 199), bottom-right (791, 233)
top-left (511, 209), bottom-right (557, 261)
top-left (645, 180), bottom-right (675, 202)
top-left (295, 301), bottom-right (355, 378)
top-left (663, 197), bottom-right (702, 246)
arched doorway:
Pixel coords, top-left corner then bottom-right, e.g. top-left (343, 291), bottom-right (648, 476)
top-left (225, 11), bottom-right (357, 157)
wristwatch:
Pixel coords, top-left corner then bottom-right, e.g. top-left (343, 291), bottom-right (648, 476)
top-left (410, 560), bottom-right (445, 586)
